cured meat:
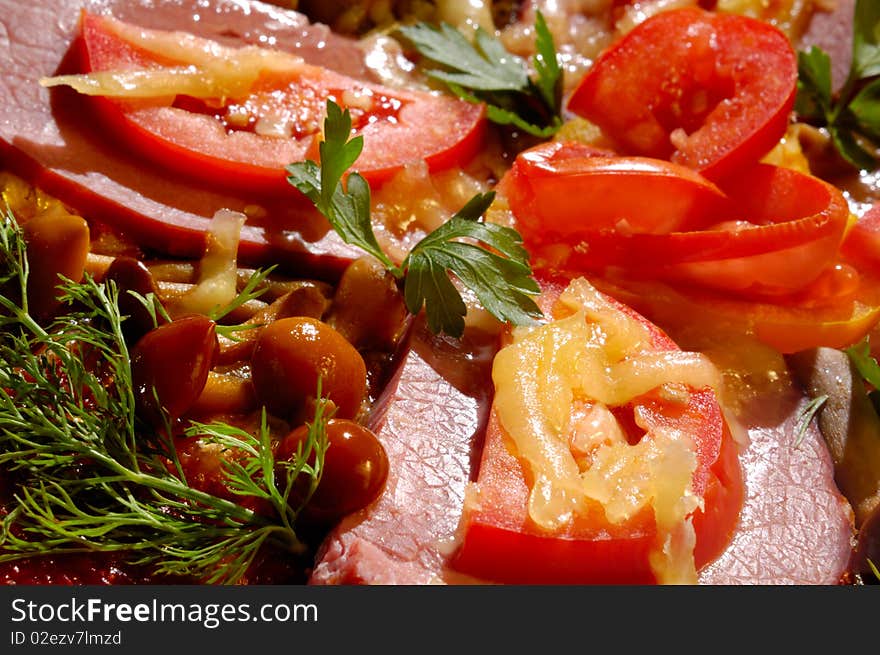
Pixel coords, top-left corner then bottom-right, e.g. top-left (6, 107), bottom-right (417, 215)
top-left (310, 322), bottom-right (496, 584)
top-left (697, 389), bottom-right (854, 585)
top-left (312, 323), bottom-right (855, 585)
top-left (645, 310), bottom-right (857, 584)
top-left (0, 0), bottom-right (367, 277)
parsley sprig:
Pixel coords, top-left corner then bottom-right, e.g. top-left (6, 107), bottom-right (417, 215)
top-left (397, 11), bottom-right (563, 138)
top-left (0, 209), bottom-right (326, 583)
top-left (796, 0), bottom-right (880, 170)
top-left (286, 100), bottom-right (542, 338)
top-left (846, 337), bottom-right (880, 414)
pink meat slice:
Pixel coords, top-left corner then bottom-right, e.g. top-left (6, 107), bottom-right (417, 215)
top-left (698, 388), bottom-right (854, 585)
top-left (0, 0), bottom-right (364, 276)
top-left (313, 326), bottom-right (855, 585)
top-left (310, 323), bottom-right (496, 584)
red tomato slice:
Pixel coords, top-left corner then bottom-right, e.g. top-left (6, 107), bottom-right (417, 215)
top-left (566, 8), bottom-right (797, 183)
top-left (653, 163), bottom-right (850, 296)
top-left (842, 202), bottom-right (880, 276)
top-left (451, 278), bottom-right (743, 584)
top-left (509, 159), bottom-right (849, 299)
top-left (79, 12), bottom-right (486, 194)
top-left (592, 273), bottom-right (880, 355)
top-left (500, 141), bottom-right (729, 238)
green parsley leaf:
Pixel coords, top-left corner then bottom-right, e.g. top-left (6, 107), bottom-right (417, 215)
top-left (850, 77), bottom-right (880, 139)
top-left (286, 101), bottom-right (543, 338)
top-left (398, 11), bottom-right (562, 137)
top-left (286, 102), bottom-right (396, 272)
top-left (442, 83), bottom-right (559, 138)
top-left (846, 337), bottom-right (880, 389)
top-left (402, 192), bottom-right (542, 335)
top-left (532, 11), bottom-right (563, 118)
top-left (403, 255), bottom-right (468, 337)
top-left (399, 22), bottom-right (528, 91)
top-left (831, 122), bottom-right (878, 171)
top-left (853, 0), bottom-right (880, 78)
top-left (796, 0), bottom-right (880, 170)
top-left (795, 46), bottom-right (833, 122)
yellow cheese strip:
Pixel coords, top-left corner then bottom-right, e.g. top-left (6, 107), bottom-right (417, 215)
top-left (40, 15), bottom-right (305, 101)
top-left (492, 277), bottom-right (722, 583)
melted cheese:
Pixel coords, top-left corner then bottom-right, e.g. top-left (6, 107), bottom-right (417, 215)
top-left (40, 15), bottom-right (305, 101)
top-left (492, 277), bottom-right (721, 583)
top-left (168, 209), bottom-right (246, 317)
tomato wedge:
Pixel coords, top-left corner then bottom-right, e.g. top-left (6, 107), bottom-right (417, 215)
top-left (651, 163), bottom-right (850, 296)
top-left (567, 8), bottom-right (797, 183)
top-left (502, 147), bottom-right (850, 299)
top-left (78, 12), bottom-right (486, 194)
top-left (451, 277), bottom-right (743, 584)
top-left (842, 202), bottom-right (880, 276)
top-left (500, 141), bottom-right (728, 238)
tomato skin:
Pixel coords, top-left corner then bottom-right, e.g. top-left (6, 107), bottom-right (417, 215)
top-left (453, 407), bottom-right (656, 585)
top-left (500, 141), bottom-right (728, 238)
top-left (656, 163), bottom-right (850, 296)
top-left (752, 303), bottom-right (880, 353)
top-left (80, 12), bottom-right (486, 194)
top-left (567, 8), bottom-right (797, 183)
top-left (514, 161), bottom-right (849, 299)
top-left (450, 279), bottom-right (743, 584)
top-left (592, 273), bottom-right (880, 355)
top-left (842, 203), bottom-right (880, 276)
top-left (454, 397), bottom-right (742, 584)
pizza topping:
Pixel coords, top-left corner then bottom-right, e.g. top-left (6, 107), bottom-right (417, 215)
top-left (490, 278), bottom-right (724, 582)
top-left (41, 14), bottom-right (309, 103)
top-left (41, 11), bottom-right (487, 194)
top-left (287, 100), bottom-right (543, 338)
top-left (1, 0), bottom-right (873, 587)
top-left (567, 7), bottom-right (798, 183)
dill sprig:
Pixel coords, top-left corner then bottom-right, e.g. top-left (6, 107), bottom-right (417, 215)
top-left (793, 393), bottom-right (828, 448)
top-left (0, 208), bottom-right (325, 584)
top-left (209, 266), bottom-right (277, 324)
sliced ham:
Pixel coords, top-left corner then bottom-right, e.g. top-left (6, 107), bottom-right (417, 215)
top-left (312, 323), bottom-right (855, 586)
top-left (697, 389), bottom-right (854, 585)
top-left (310, 322), bottom-right (496, 584)
top-left (0, 0), bottom-right (369, 277)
